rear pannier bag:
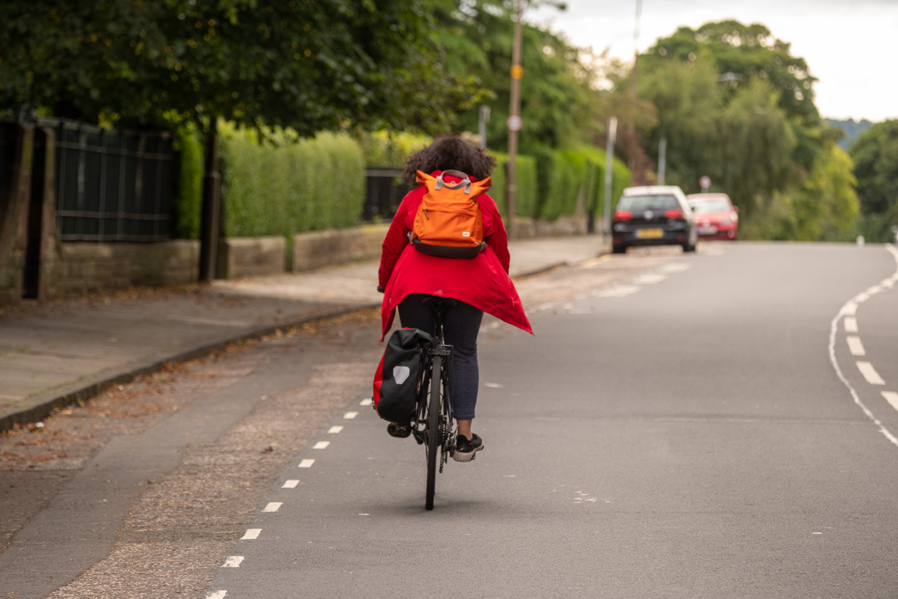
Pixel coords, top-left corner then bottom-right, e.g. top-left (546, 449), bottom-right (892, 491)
top-left (373, 328), bottom-right (433, 423)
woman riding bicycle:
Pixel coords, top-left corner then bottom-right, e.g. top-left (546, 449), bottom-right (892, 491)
top-left (378, 136), bottom-right (532, 461)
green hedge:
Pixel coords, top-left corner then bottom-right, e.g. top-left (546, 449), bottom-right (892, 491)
top-left (219, 125), bottom-right (365, 237)
top-left (173, 123), bottom-right (204, 240)
top-left (489, 152), bottom-right (538, 219)
top-left (171, 125), bottom-right (633, 241)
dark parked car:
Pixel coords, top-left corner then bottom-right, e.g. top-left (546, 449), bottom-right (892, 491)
top-left (612, 186), bottom-right (697, 254)
top-left (687, 193), bottom-right (739, 240)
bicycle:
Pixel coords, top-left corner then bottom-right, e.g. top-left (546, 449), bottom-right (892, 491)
top-left (410, 296), bottom-right (458, 510)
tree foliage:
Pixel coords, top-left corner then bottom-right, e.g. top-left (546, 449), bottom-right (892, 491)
top-left (848, 120), bottom-right (898, 241)
top-left (627, 19), bottom-right (858, 239)
top-left (431, 0), bottom-right (597, 151)
top-left (0, 0), bottom-right (483, 136)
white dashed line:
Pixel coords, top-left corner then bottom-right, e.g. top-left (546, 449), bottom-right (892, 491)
top-left (857, 361), bottom-right (886, 385)
top-left (328, 426), bottom-right (344, 434)
top-left (595, 285), bottom-right (641, 298)
top-left (359, 398), bottom-right (373, 406)
top-left (881, 391), bottom-right (898, 412)
top-left (846, 336), bottom-right (866, 356)
top-left (222, 556), bottom-right (244, 568)
top-left (659, 263), bottom-right (691, 273)
top-left (343, 411), bottom-right (358, 420)
top-left (633, 274), bottom-right (666, 285)
top-left (298, 459), bottom-right (315, 468)
top-left (282, 479), bottom-right (300, 489)
top-left (205, 592), bottom-right (228, 599)
top-left (313, 441), bottom-right (330, 449)
top-left (843, 301), bottom-right (858, 316)
top-left (241, 529), bottom-right (261, 540)
top-left (262, 502), bottom-right (282, 513)
top-left (844, 317), bottom-right (858, 333)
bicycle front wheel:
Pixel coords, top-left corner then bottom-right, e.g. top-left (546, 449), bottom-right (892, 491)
top-left (425, 354), bottom-right (441, 510)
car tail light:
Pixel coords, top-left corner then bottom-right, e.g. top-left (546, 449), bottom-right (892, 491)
top-left (613, 210), bottom-right (632, 221)
top-left (664, 209), bottom-right (685, 220)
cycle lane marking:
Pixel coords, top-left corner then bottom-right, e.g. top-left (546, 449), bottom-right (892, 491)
top-left (856, 361), bottom-right (886, 385)
top-left (846, 336), bottom-right (866, 356)
top-left (208, 394), bottom-right (369, 597)
top-left (829, 244), bottom-right (898, 448)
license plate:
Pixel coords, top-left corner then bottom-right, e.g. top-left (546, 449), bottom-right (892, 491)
top-left (698, 226), bottom-right (717, 235)
top-left (636, 228), bottom-right (663, 239)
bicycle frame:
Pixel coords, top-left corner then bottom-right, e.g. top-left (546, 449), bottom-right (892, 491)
top-left (411, 299), bottom-right (457, 510)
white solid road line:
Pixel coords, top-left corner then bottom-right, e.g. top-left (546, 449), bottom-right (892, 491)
top-left (857, 361), bottom-right (886, 385)
top-left (846, 336), bottom-right (866, 356)
top-left (827, 245), bottom-right (898, 449)
top-left (882, 391), bottom-right (898, 412)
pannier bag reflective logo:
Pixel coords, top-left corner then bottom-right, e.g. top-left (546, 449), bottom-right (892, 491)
top-left (373, 328), bottom-right (433, 423)
top-left (410, 169), bottom-right (491, 259)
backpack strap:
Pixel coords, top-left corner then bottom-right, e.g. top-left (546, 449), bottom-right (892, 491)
top-left (435, 170), bottom-right (472, 194)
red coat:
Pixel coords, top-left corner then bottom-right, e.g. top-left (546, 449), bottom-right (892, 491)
top-left (378, 171), bottom-right (532, 339)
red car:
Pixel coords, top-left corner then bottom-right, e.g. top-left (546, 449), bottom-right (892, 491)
top-left (686, 193), bottom-right (739, 240)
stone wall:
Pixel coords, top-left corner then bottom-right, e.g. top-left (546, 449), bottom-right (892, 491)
top-left (216, 236), bottom-right (285, 280)
top-left (45, 241), bottom-right (200, 297)
top-left (292, 224), bottom-right (388, 272)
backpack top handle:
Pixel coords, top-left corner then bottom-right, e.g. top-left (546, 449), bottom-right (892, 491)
top-left (435, 170), bottom-right (472, 194)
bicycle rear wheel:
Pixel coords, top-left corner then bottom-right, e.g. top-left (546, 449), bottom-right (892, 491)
top-left (425, 355), bottom-right (441, 510)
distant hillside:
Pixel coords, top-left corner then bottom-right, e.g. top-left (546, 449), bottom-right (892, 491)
top-left (827, 118), bottom-right (873, 150)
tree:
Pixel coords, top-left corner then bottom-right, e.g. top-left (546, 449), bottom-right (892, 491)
top-left (430, 0), bottom-right (597, 151)
top-left (849, 119), bottom-right (898, 241)
top-left (0, 0), bottom-right (478, 135)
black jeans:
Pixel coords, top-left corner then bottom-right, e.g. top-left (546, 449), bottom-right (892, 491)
top-left (397, 294), bottom-right (484, 420)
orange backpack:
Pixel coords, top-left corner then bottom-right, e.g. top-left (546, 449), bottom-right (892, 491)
top-left (410, 170), bottom-right (492, 259)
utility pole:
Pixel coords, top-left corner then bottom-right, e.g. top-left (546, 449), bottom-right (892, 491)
top-left (506, 0), bottom-right (524, 239)
top-left (505, 0), bottom-right (565, 239)
top-left (603, 117), bottom-right (618, 239)
top-left (628, 0), bottom-right (643, 175)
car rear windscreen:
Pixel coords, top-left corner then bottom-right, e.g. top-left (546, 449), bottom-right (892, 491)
top-left (690, 199), bottom-right (731, 213)
top-left (618, 195), bottom-right (680, 211)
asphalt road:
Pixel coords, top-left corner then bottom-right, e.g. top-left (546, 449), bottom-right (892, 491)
top-left (3, 241), bottom-right (898, 598)
top-left (205, 241), bottom-right (898, 598)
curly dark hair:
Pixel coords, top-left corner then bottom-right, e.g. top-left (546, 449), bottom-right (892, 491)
top-left (402, 136), bottom-right (498, 184)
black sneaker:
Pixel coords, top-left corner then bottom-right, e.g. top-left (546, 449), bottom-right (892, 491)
top-left (387, 422), bottom-right (411, 438)
top-left (453, 433), bottom-right (483, 462)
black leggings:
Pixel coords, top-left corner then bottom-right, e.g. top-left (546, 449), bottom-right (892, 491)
top-left (397, 294), bottom-right (484, 420)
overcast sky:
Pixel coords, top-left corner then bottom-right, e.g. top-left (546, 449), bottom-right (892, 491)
top-left (528, 0), bottom-right (898, 122)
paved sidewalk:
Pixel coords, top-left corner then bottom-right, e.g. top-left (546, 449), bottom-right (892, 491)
top-left (0, 235), bottom-right (608, 431)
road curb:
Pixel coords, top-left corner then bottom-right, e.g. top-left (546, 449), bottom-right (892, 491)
top-left (0, 303), bottom-right (380, 433)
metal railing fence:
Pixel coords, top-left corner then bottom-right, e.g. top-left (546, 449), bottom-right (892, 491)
top-left (41, 119), bottom-right (176, 242)
top-left (363, 167), bottom-right (412, 223)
